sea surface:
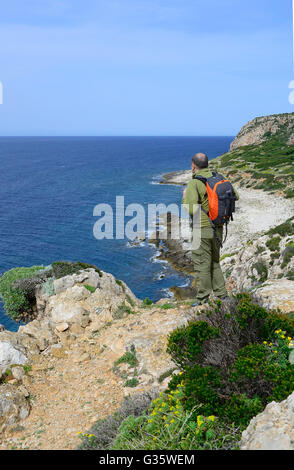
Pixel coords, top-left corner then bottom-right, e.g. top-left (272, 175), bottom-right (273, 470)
top-left (0, 136), bottom-right (232, 330)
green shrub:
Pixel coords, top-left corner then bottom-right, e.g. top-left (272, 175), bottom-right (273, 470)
top-left (124, 378), bottom-right (139, 388)
top-left (115, 279), bottom-right (125, 292)
top-left (266, 236), bottom-right (281, 252)
top-left (266, 217), bottom-right (294, 237)
top-left (167, 321), bottom-right (220, 369)
top-left (114, 347), bottom-right (138, 368)
top-left (252, 262), bottom-right (268, 282)
top-left (111, 384), bottom-right (241, 450)
top-left (160, 303), bottom-right (174, 310)
top-left (84, 284), bottom-right (96, 293)
top-left (143, 298), bottom-right (153, 306)
top-left (113, 302), bottom-right (136, 319)
top-left (281, 245), bottom-right (294, 268)
top-left (125, 294), bottom-right (135, 307)
top-left (51, 261), bottom-right (102, 279)
top-left (0, 265), bottom-right (47, 320)
top-left (166, 295), bottom-right (294, 428)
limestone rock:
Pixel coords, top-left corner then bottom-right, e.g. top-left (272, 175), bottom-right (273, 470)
top-left (254, 279), bottom-right (294, 313)
top-left (53, 269), bottom-right (101, 295)
top-left (50, 303), bottom-right (89, 325)
top-left (11, 366), bottom-right (26, 381)
top-left (230, 113), bottom-right (294, 151)
top-left (240, 391), bottom-right (294, 450)
top-left (18, 319), bottom-right (58, 351)
top-left (55, 322), bottom-right (69, 332)
top-left (50, 344), bottom-right (67, 359)
top-left (0, 383), bottom-right (30, 432)
top-left (0, 341), bottom-right (28, 374)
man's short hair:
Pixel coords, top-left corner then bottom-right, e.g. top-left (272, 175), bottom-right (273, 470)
top-left (191, 153), bottom-right (208, 169)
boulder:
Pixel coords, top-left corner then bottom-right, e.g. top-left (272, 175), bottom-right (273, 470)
top-left (53, 269), bottom-right (101, 295)
top-left (254, 279), bottom-right (294, 313)
top-left (18, 319), bottom-right (58, 351)
top-left (0, 383), bottom-right (30, 432)
top-left (240, 391), bottom-right (294, 450)
top-left (0, 341), bottom-right (28, 374)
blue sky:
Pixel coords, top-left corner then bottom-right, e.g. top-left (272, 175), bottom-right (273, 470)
top-left (0, 0), bottom-right (293, 135)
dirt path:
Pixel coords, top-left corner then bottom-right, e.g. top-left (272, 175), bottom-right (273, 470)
top-left (0, 304), bottom-right (191, 450)
top-left (0, 335), bottom-right (125, 450)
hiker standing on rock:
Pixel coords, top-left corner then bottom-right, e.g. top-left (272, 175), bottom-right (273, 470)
top-left (182, 153), bottom-right (239, 306)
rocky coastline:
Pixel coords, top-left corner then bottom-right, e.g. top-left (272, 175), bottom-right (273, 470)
top-left (0, 112), bottom-right (294, 450)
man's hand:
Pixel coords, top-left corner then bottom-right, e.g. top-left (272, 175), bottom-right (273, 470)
top-left (183, 188), bottom-right (187, 198)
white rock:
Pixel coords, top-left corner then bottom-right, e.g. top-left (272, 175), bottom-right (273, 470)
top-left (0, 342), bottom-right (28, 374)
top-left (50, 303), bottom-right (89, 324)
top-left (254, 279), bottom-right (294, 313)
top-left (240, 391), bottom-right (294, 450)
top-left (55, 322), bottom-right (69, 332)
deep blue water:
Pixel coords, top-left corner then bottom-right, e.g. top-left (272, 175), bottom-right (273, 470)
top-left (0, 136), bottom-right (232, 330)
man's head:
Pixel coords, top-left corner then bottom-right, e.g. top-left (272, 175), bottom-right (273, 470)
top-left (191, 153), bottom-right (208, 174)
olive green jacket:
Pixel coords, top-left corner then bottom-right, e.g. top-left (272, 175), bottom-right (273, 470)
top-left (182, 168), bottom-right (239, 238)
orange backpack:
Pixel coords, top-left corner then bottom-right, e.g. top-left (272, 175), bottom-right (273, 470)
top-left (195, 172), bottom-right (237, 246)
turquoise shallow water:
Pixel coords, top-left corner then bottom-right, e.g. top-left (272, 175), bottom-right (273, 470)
top-left (0, 136), bottom-right (232, 330)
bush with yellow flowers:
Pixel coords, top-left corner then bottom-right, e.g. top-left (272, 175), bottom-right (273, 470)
top-left (111, 383), bottom-right (241, 450)
top-left (166, 294), bottom-right (294, 428)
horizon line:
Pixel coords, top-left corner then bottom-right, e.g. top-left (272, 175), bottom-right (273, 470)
top-left (0, 134), bottom-right (235, 138)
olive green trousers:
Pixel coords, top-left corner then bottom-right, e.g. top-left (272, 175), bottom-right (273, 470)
top-left (191, 227), bottom-right (227, 304)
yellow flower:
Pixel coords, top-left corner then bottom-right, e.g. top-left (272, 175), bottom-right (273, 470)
top-left (263, 341), bottom-right (267, 345)
top-left (269, 343), bottom-right (273, 346)
top-left (197, 416), bottom-right (204, 427)
top-left (179, 372), bottom-right (183, 376)
top-left (274, 350), bottom-right (278, 354)
top-left (170, 419), bottom-right (175, 423)
top-left (208, 415), bottom-right (215, 422)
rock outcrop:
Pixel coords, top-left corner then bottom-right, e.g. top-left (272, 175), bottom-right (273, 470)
top-left (230, 113), bottom-right (294, 150)
top-left (240, 391), bottom-right (294, 450)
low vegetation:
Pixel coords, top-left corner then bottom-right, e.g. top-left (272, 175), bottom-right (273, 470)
top-left (212, 120), bottom-right (294, 197)
top-left (80, 294), bottom-right (294, 450)
top-left (0, 261), bottom-right (102, 321)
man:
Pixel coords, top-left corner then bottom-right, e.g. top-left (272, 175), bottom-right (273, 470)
top-left (182, 152), bottom-right (239, 306)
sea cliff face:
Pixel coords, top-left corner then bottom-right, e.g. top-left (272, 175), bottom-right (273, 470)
top-left (230, 113), bottom-right (294, 150)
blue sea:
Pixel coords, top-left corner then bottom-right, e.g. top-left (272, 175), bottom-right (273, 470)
top-left (0, 136), bottom-right (232, 331)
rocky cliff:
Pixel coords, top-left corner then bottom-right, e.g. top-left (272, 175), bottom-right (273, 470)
top-left (230, 112), bottom-right (294, 150)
